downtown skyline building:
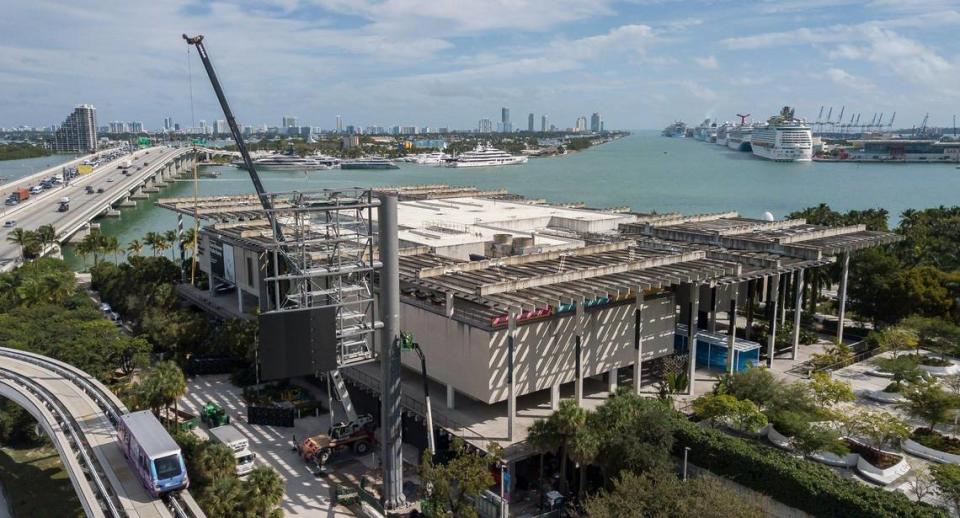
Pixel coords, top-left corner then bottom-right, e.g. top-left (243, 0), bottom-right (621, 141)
top-left (478, 118), bottom-right (493, 133)
top-left (501, 107), bottom-right (511, 133)
top-left (54, 104), bottom-right (97, 153)
top-left (528, 113), bottom-right (534, 132)
top-left (591, 112), bottom-right (602, 132)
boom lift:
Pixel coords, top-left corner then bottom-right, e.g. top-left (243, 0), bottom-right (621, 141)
top-left (183, 34), bottom-right (362, 429)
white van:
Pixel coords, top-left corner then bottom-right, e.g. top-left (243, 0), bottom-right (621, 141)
top-left (29, 186), bottom-right (43, 195)
top-left (209, 425), bottom-right (256, 476)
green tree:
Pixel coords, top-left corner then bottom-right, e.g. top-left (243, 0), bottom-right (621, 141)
top-left (418, 438), bottom-right (499, 518)
top-left (793, 424), bottom-right (848, 457)
top-left (243, 467), bottom-right (285, 518)
top-left (568, 422), bottom-right (599, 497)
top-left (852, 410), bottom-right (910, 456)
top-left (526, 399), bottom-right (585, 495)
top-left (588, 389), bottom-right (679, 479)
top-left (144, 232), bottom-right (167, 257)
top-left (715, 366), bottom-right (781, 409)
top-left (135, 361), bottom-right (187, 423)
top-left (164, 230), bottom-right (178, 260)
top-left (809, 372), bottom-right (855, 407)
top-left (200, 476), bottom-right (244, 518)
top-left (194, 441), bottom-right (237, 488)
top-left (36, 224), bottom-right (56, 253)
top-left (127, 239), bottom-right (144, 257)
top-left (932, 463), bottom-right (960, 513)
top-left (899, 378), bottom-right (960, 431)
top-left (6, 228), bottom-right (37, 263)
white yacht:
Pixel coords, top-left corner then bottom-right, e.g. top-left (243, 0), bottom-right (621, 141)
top-left (413, 152), bottom-right (450, 165)
top-left (443, 144), bottom-right (528, 168)
top-left (751, 107), bottom-right (813, 161)
top-left (233, 152), bottom-right (332, 171)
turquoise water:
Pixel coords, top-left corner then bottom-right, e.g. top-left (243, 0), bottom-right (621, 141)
top-left (21, 131), bottom-right (958, 268)
top-left (0, 154), bottom-right (78, 184)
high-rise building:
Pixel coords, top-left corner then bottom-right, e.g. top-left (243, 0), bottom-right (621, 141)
top-left (109, 121), bottom-right (126, 134)
top-left (54, 104), bottom-right (97, 152)
top-left (336, 115), bottom-right (343, 132)
top-left (501, 107), bottom-right (511, 133)
top-left (214, 120), bottom-right (227, 135)
top-left (282, 115), bottom-right (298, 128)
top-left (129, 121), bottom-right (144, 133)
top-left (575, 116), bottom-right (587, 132)
top-left (199, 120), bottom-right (208, 134)
top-left (478, 118), bottom-right (493, 133)
top-left (528, 113), bottom-right (534, 132)
top-left (541, 115), bottom-right (548, 133)
top-left (174, 123), bottom-right (181, 131)
top-left (590, 112), bottom-right (602, 132)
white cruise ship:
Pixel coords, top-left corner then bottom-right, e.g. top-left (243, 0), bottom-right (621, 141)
top-left (726, 124), bottom-right (755, 152)
top-left (443, 144), bottom-right (528, 168)
top-left (751, 107), bottom-right (813, 161)
top-left (715, 122), bottom-right (733, 146)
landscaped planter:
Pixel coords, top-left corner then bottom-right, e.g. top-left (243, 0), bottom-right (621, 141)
top-left (918, 362), bottom-right (960, 376)
top-left (855, 453), bottom-right (911, 485)
top-left (767, 424), bottom-right (793, 450)
top-left (902, 438), bottom-right (960, 464)
top-left (864, 389), bottom-right (906, 404)
top-left (809, 450), bottom-right (859, 468)
top-left (865, 369), bottom-right (894, 379)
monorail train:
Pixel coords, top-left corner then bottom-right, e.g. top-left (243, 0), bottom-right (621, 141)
top-left (117, 410), bottom-right (189, 496)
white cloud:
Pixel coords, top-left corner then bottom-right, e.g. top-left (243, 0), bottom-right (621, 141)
top-left (694, 56), bottom-right (718, 69)
top-left (678, 80), bottom-right (717, 101)
top-left (824, 68), bottom-right (876, 93)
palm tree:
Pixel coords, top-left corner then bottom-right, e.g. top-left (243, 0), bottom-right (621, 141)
top-left (806, 265), bottom-right (832, 315)
top-left (143, 232), bottom-right (165, 257)
top-left (527, 418), bottom-right (560, 498)
top-left (156, 360), bottom-right (187, 424)
top-left (36, 224), bottom-right (56, 255)
top-left (196, 442), bottom-right (237, 486)
top-left (527, 399), bottom-right (586, 495)
top-left (244, 467), bottom-right (285, 517)
top-left (106, 236), bottom-right (122, 265)
top-left (127, 239), bottom-right (144, 257)
top-left (164, 230), bottom-right (178, 260)
top-left (568, 425), bottom-right (599, 497)
top-left (42, 271), bottom-right (75, 304)
top-left (80, 232), bottom-right (104, 265)
top-left (6, 228), bottom-right (37, 263)
top-left (180, 228), bottom-right (197, 258)
top-left (15, 275), bottom-right (46, 305)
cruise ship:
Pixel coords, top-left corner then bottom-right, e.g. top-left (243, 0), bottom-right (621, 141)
top-left (715, 122), bottom-right (733, 146)
top-left (340, 157), bottom-right (399, 170)
top-left (751, 107), bottom-right (813, 162)
top-left (726, 124), bottom-right (755, 152)
top-left (443, 144), bottom-right (528, 168)
top-left (232, 149), bottom-right (333, 171)
top-left (694, 119), bottom-right (712, 141)
top-left (661, 121), bottom-right (686, 138)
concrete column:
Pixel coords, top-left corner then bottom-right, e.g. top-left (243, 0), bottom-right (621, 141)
top-left (607, 367), bottom-right (618, 394)
top-left (550, 383), bottom-right (560, 410)
top-left (780, 274), bottom-right (788, 326)
top-left (708, 286), bottom-right (718, 333)
top-left (237, 286), bottom-right (244, 314)
top-left (446, 383), bottom-right (455, 410)
top-left (792, 269), bottom-right (804, 360)
top-left (574, 297), bottom-right (585, 406)
top-left (766, 274), bottom-right (780, 367)
top-left (745, 279), bottom-right (755, 341)
top-left (687, 283), bottom-right (699, 396)
top-left (836, 252), bottom-right (850, 345)
top-left (445, 292), bottom-right (455, 318)
top-left (726, 297), bottom-right (738, 374)
top-left (633, 290), bottom-right (645, 395)
top-left (208, 275), bottom-right (217, 296)
top-left (507, 308), bottom-right (517, 441)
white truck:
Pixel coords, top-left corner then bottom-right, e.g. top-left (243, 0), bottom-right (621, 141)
top-left (209, 424), bottom-right (256, 476)
top-left (119, 158), bottom-right (132, 170)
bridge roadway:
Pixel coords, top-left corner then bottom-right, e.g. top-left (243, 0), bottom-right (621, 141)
top-left (0, 347), bottom-right (204, 518)
top-left (0, 146), bottom-right (195, 271)
top-left (0, 146), bottom-right (122, 194)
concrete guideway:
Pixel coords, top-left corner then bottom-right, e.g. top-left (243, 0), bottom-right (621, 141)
top-left (0, 347), bottom-right (204, 518)
top-left (0, 146), bottom-right (195, 271)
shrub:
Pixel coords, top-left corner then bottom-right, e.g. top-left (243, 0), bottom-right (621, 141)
top-left (673, 419), bottom-right (944, 517)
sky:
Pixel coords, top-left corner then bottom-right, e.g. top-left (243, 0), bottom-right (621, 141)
top-left (1, 0), bottom-right (959, 131)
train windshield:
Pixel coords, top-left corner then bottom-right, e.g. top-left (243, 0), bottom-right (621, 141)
top-left (154, 454), bottom-right (182, 479)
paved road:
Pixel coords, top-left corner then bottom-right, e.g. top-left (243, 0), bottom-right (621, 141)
top-left (0, 147), bottom-right (187, 269)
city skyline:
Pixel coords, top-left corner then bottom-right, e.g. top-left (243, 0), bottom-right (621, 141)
top-left (1, 1), bottom-right (959, 129)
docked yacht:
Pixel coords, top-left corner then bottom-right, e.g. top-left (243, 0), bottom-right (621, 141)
top-left (232, 150), bottom-right (333, 171)
top-left (443, 144), bottom-right (528, 168)
top-left (751, 107), bottom-right (813, 161)
top-left (414, 152), bottom-right (451, 165)
top-left (340, 157), bottom-right (399, 170)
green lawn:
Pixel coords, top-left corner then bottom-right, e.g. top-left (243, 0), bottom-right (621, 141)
top-left (0, 444), bottom-right (83, 518)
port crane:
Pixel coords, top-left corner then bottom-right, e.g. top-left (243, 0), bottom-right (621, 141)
top-left (182, 34), bottom-right (363, 425)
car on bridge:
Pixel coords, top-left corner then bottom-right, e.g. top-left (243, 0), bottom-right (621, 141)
top-left (3, 220), bottom-right (16, 228)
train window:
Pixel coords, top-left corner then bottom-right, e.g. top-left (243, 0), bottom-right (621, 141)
top-left (154, 455), bottom-right (182, 479)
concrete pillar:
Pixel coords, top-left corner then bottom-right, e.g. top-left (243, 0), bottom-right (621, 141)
top-left (446, 383), bottom-right (455, 410)
top-left (745, 279), bottom-right (755, 341)
top-left (633, 290), bottom-right (645, 395)
top-left (608, 367), bottom-right (618, 394)
top-left (837, 253), bottom-right (850, 345)
top-left (209, 275), bottom-right (216, 296)
top-left (687, 283), bottom-right (699, 396)
top-left (574, 297), bottom-right (585, 406)
top-left (792, 269), bottom-right (804, 360)
top-left (780, 274), bottom-right (789, 326)
top-left (726, 297), bottom-right (738, 374)
top-left (550, 383), bottom-right (560, 410)
top-left (445, 292), bottom-right (455, 318)
top-left (708, 286), bottom-right (718, 333)
top-left (766, 274), bottom-right (780, 367)
top-left (507, 308), bottom-right (517, 441)
top-left (237, 286), bottom-right (244, 314)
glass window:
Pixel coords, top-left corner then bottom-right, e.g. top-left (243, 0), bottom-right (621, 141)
top-left (154, 454), bottom-right (182, 479)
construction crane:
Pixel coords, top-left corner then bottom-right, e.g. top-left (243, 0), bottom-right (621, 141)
top-left (182, 34), bottom-right (363, 425)
top-left (736, 113), bottom-right (750, 125)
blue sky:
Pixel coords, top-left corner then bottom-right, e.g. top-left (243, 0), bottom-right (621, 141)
top-left (1, 0), bottom-right (959, 130)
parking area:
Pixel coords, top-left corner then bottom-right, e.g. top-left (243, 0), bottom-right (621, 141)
top-left (179, 374), bottom-right (421, 517)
